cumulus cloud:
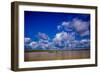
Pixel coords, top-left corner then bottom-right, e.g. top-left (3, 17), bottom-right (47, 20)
top-left (24, 37), bottom-right (32, 51)
top-left (80, 30), bottom-right (90, 37)
top-left (38, 43), bottom-right (49, 50)
top-left (57, 19), bottom-right (90, 37)
top-left (54, 32), bottom-right (75, 40)
top-left (80, 39), bottom-right (90, 48)
top-left (53, 32), bottom-right (68, 43)
top-left (29, 41), bottom-right (38, 49)
top-left (24, 37), bottom-right (31, 44)
top-left (52, 31), bottom-right (76, 50)
top-left (72, 18), bottom-right (90, 33)
top-left (24, 18), bottom-right (90, 50)
top-left (57, 21), bottom-right (73, 32)
top-left (37, 32), bottom-right (49, 40)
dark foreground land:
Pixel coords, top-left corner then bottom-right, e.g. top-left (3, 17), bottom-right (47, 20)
top-left (24, 50), bottom-right (90, 61)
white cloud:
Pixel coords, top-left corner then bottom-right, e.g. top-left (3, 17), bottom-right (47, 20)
top-left (57, 18), bottom-right (90, 33)
top-left (53, 32), bottom-right (63, 41)
top-left (24, 18), bottom-right (90, 50)
top-left (38, 43), bottom-right (49, 50)
top-left (76, 39), bottom-right (90, 49)
top-left (24, 37), bottom-right (31, 44)
top-left (57, 25), bottom-right (62, 30)
top-left (80, 30), bottom-right (90, 37)
top-left (80, 39), bottom-right (89, 43)
top-left (53, 31), bottom-right (68, 42)
top-left (73, 18), bottom-right (89, 33)
top-left (29, 41), bottom-right (38, 49)
top-left (56, 32), bottom-right (74, 41)
top-left (24, 38), bottom-right (32, 51)
top-left (57, 21), bottom-right (73, 32)
top-left (62, 21), bottom-right (70, 26)
top-left (52, 31), bottom-right (76, 50)
top-left (37, 32), bottom-right (49, 40)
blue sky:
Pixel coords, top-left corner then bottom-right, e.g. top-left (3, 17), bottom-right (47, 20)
top-left (24, 11), bottom-right (90, 41)
top-left (24, 11), bottom-right (90, 50)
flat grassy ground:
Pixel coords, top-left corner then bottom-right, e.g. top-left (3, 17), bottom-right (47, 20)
top-left (24, 50), bottom-right (90, 61)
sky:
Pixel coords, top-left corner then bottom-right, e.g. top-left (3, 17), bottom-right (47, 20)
top-left (24, 11), bottom-right (90, 50)
top-left (24, 11), bottom-right (90, 40)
